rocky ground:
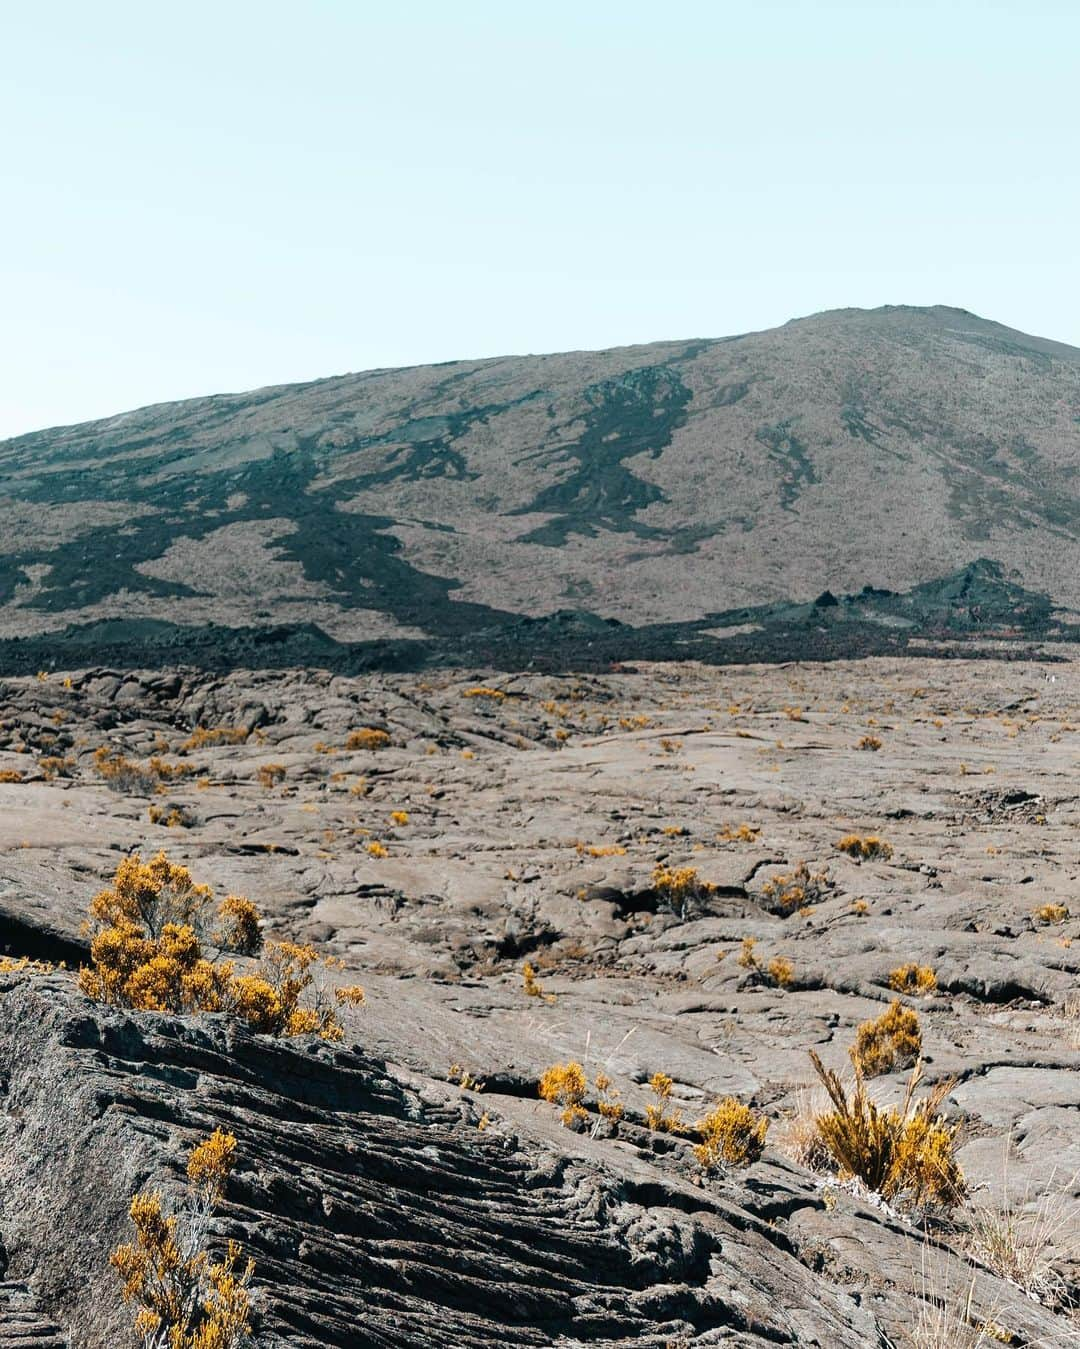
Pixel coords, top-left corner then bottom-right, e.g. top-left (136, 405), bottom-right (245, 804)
top-left (1, 653), bottom-right (1079, 1346)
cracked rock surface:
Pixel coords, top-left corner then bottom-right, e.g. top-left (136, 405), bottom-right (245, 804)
top-left (0, 654), bottom-right (1078, 1344)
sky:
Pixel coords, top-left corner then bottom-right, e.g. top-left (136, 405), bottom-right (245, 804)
top-left (2, 0), bottom-right (1078, 439)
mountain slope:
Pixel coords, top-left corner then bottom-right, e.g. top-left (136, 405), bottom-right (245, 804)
top-left (2, 304), bottom-right (1079, 669)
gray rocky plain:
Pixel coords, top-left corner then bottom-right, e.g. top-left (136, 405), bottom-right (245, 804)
top-left (0, 654), bottom-right (1078, 1346)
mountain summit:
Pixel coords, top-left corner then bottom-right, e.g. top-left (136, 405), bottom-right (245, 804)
top-left (1, 305), bottom-right (1078, 669)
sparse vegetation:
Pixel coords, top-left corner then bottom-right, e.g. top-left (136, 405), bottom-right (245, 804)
top-left (717, 823), bottom-right (760, 842)
top-left (93, 747), bottom-right (194, 795)
top-left (760, 861), bottom-right (830, 914)
top-left (737, 936), bottom-right (758, 969)
top-left (257, 762), bottom-right (286, 789)
top-left (538, 1061), bottom-right (587, 1127)
top-left (111, 1129), bottom-right (254, 1348)
top-left (965, 1167), bottom-right (1074, 1307)
top-left (644, 1071), bottom-right (685, 1134)
top-left (77, 851), bottom-right (363, 1041)
top-left (809, 1053), bottom-right (965, 1209)
top-left (522, 960), bottom-right (554, 1002)
top-left (889, 964), bottom-right (937, 996)
top-left (767, 955), bottom-right (795, 988)
top-left (1033, 903), bottom-right (1068, 925)
top-left (852, 999), bottom-right (922, 1076)
top-left (695, 1098), bottom-right (768, 1170)
top-left (835, 834), bottom-right (893, 861)
top-left (346, 728), bottom-right (391, 751)
top-left (651, 864), bottom-right (716, 918)
top-left (181, 726), bottom-right (249, 751)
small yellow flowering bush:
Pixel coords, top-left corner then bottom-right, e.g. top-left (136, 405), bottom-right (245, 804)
top-left (78, 852), bottom-right (364, 1042)
top-left (539, 1063), bottom-right (623, 1133)
top-left (835, 834), bottom-right (893, 862)
top-left (111, 1129), bottom-right (254, 1348)
top-left (346, 728), bottom-right (391, 751)
top-left (694, 1099), bottom-right (768, 1170)
top-left (888, 963), bottom-right (937, 996)
top-left (644, 1071), bottom-right (685, 1133)
top-left (1034, 903), bottom-right (1068, 925)
top-left (539, 1061), bottom-right (588, 1127)
top-left (651, 864), bottom-right (716, 918)
top-left (852, 999), bottom-right (922, 1077)
top-left (180, 726), bottom-right (249, 751)
top-left (760, 862), bottom-right (830, 914)
top-left (256, 763), bottom-right (286, 789)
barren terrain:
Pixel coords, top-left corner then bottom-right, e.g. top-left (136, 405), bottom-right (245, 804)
top-left (2, 653), bottom-right (1079, 1345)
top-left (3, 305), bottom-right (1080, 675)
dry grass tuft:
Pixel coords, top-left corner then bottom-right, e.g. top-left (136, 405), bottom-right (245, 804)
top-left (808, 1052), bottom-right (965, 1210)
top-left (965, 1156), bottom-right (1076, 1308)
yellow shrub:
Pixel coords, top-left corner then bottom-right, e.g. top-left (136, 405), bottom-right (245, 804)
top-left (1034, 903), bottom-right (1068, 925)
top-left (0, 769), bottom-right (24, 783)
top-left (644, 1070), bottom-right (685, 1133)
top-left (93, 746), bottom-right (191, 794)
top-left (225, 941), bottom-right (365, 1042)
top-left (835, 834), bottom-right (893, 861)
top-left (389, 810), bottom-right (409, 826)
top-left (346, 728), bottom-right (391, 751)
top-left (39, 755), bottom-right (74, 780)
top-left (809, 1052), bottom-right (965, 1209)
top-left (539, 1061), bottom-right (587, 1127)
top-left (651, 864), bottom-right (716, 917)
top-left (760, 861), bottom-right (830, 913)
top-left (852, 999), bottom-right (922, 1076)
top-left (366, 840), bottom-right (388, 858)
top-left (77, 852), bottom-right (360, 1042)
top-left (888, 963), bottom-right (937, 995)
top-left (618, 714), bottom-right (651, 730)
top-left (463, 687), bottom-right (506, 700)
top-left (147, 803), bottom-right (191, 828)
top-left (0, 955), bottom-right (57, 974)
top-left (768, 956), bottom-right (794, 988)
top-left (694, 1098), bottom-right (768, 1170)
top-left (181, 726), bottom-right (248, 751)
top-left (856, 735), bottom-right (883, 751)
top-left (257, 762), bottom-right (286, 789)
top-left (522, 960), bottom-right (554, 1002)
top-left (594, 1071), bottom-right (623, 1125)
top-left (111, 1130), bottom-right (253, 1348)
top-left (717, 823), bottom-right (760, 842)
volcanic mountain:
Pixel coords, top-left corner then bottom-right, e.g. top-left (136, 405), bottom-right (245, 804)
top-left (2, 304), bottom-right (1079, 670)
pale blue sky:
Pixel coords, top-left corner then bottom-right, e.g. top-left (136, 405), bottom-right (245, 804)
top-left (2, 1), bottom-right (1077, 438)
